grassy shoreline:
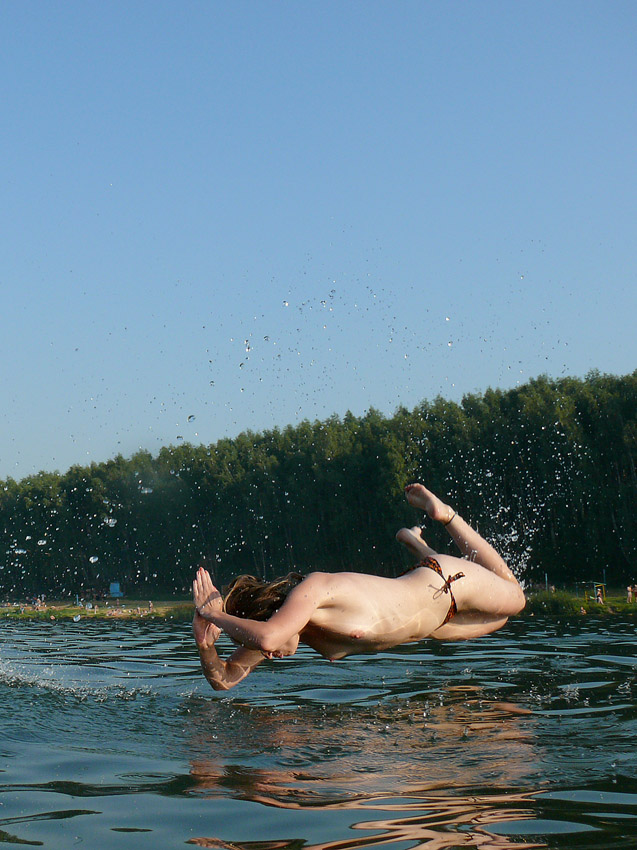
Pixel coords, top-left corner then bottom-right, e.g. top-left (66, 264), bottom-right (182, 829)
top-left (523, 589), bottom-right (637, 617)
top-left (0, 598), bottom-right (194, 621)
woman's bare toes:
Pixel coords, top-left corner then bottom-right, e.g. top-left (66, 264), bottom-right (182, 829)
top-left (404, 483), bottom-right (452, 523)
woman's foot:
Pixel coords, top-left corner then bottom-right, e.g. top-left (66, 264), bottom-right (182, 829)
top-left (404, 483), bottom-right (454, 524)
top-left (396, 526), bottom-right (437, 558)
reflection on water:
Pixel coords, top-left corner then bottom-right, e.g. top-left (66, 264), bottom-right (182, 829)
top-left (0, 617), bottom-right (636, 848)
top-left (187, 691), bottom-right (536, 802)
top-left (188, 790), bottom-right (546, 849)
top-left (187, 692), bottom-right (543, 849)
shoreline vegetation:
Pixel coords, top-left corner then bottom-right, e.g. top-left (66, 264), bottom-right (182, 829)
top-left (523, 589), bottom-right (637, 617)
top-left (1, 370), bottom-right (635, 598)
top-left (0, 598), bottom-right (194, 621)
top-left (4, 589), bottom-right (637, 621)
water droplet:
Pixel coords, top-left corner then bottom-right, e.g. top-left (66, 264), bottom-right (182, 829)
top-left (283, 300), bottom-right (289, 307)
top-left (187, 414), bottom-right (196, 422)
top-left (140, 487), bottom-right (153, 494)
top-left (73, 614), bottom-right (81, 622)
top-left (104, 517), bottom-right (117, 527)
top-left (447, 341), bottom-right (453, 347)
top-left (37, 539), bottom-right (47, 546)
top-left (89, 556), bottom-right (99, 563)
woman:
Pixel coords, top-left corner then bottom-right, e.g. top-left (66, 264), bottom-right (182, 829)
top-left (193, 483), bottom-right (525, 690)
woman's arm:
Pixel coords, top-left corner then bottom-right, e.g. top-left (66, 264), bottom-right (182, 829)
top-left (193, 611), bottom-right (265, 690)
top-left (193, 568), bottom-right (324, 653)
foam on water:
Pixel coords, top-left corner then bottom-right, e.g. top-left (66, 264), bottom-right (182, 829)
top-left (0, 658), bottom-right (155, 703)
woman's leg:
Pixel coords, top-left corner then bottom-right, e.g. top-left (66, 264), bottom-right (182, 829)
top-left (403, 483), bottom-right (519, 585)
top-left (395, 525), bottom-right (438, 559)
top-left (399, 484), bottom-right (525, 623)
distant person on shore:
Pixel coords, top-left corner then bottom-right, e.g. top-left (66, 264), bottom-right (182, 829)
top-left (192, 483), bottom-right (526, 691)
top-left (627, 585), bottom-right (633, 604)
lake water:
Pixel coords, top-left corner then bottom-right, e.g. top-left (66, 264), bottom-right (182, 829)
top-left (0, 615), bottom-right (636, 849)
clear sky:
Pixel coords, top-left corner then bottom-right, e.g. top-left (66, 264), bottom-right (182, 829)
top-left (2, 0), bottom-right (636, 481)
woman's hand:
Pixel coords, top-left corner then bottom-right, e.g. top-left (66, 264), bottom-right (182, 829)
top-left (192, 610), bottom-right (221, 649)
top-left (192, 568), bottom-right (224, 647)
top-left (193, 567), bottom-right (223, 619)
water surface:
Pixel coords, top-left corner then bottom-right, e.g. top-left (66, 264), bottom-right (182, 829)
top-left (0, 616), bottom-right (636, 848)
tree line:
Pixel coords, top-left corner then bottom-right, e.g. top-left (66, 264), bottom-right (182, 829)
top-left (1, 370), bottom-right (635, 598)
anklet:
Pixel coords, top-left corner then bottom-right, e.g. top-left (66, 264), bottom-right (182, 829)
top-left (443, 511), bottom-right (457, 526)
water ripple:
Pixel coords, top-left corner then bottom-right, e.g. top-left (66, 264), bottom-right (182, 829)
top-left (0, 616), bottom-right (637, 847)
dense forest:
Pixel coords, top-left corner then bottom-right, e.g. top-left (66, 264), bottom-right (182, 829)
top-left (1, 371), bottom-right (635, 599)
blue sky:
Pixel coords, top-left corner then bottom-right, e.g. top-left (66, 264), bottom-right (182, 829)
top-left (2, 0), bottom-right (636, 481)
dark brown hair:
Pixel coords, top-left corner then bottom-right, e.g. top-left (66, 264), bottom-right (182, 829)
top-left (223, 572), bottom-right (304, 621)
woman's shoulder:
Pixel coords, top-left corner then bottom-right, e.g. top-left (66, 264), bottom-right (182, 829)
top-left (294, 571), bottom-right (348, 598)
top-left (299, 571), bottom-right (331, 588)
top-left (280, 571), bottom-right (336, 613)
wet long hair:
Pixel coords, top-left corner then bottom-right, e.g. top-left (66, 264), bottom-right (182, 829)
top-left (223, 572), bottom-right (304, 621)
